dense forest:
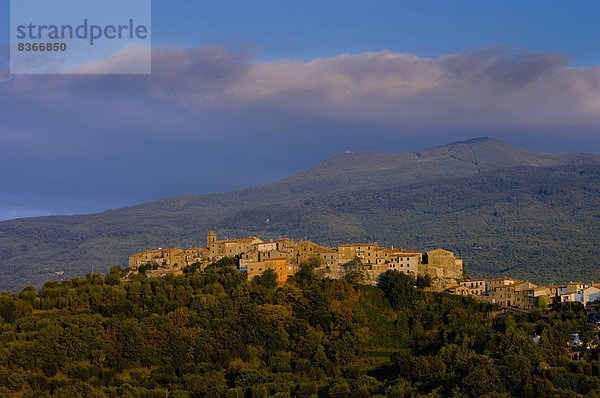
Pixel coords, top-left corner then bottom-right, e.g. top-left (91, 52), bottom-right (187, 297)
top-left (0, 259), bottom-right (599, 397)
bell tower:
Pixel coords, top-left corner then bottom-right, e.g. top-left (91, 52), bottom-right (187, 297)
top-left (207, 230), bottom-right (217, 249)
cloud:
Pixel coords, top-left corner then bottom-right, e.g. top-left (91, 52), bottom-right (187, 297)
top-left (219, 47), bottom-right (586, 129)
top-left (68, 44), bottom-right (151, 74)
top-left (2, 45), bottom-right (599, 134)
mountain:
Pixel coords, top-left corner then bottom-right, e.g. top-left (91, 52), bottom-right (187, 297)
top-left (282, 137), bottom-right (599, 190)
top-left (220, 164), bottom-right (600, 283)
top-left (2, 137), bottom-right (600, 291)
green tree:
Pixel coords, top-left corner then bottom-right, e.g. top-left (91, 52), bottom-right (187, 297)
top-left (293, 263), bottom-right (317, 287)
top-left (253, 269), bottom-right (278, 289)
top-left (415, 274), bottom-right (432, 289)
top-left (378, 270), bottom-right (419, 309)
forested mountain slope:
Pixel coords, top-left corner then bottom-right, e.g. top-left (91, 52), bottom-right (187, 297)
top-left (1, 138), bottom-right (600, 291)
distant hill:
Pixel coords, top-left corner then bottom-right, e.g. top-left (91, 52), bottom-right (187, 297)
top-left (2, 137), bottom-right (600, 291)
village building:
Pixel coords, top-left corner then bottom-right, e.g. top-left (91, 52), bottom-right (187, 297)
top-left (128, 249), bottom-right (163, 269)
top-left (246, 258), bottom-right (297, 286)
top-left (561, 286), bottom-right (600, 304)
top-left (418, 249), bottom-right (464, 290)
top-left (487, 277), bottom-right (523, 306)
top-left (128, 247), bottom-right (184, 269)
top-left (319, 248), bottom-right (339, 267)
top-left (564, 282), bottom-right (590, 295)
top-left (540, 284), bottom-right (564, 298)
top-left (447, 285), bottom-right (471, 296)
top-left (338, 243), bottom-right (380, 265)
top-left (183, 247), bottom-right (211, 264)
top-left (385, 250), bottom-right (421, 276)
top-left (210, 238), bottom-right (263, 260)
top-left (254, 241), bottom-right (278, 253)
top-left (511, 281), bottom-right (538, 309)
top-left (459, 279), bottom-right (489, 296)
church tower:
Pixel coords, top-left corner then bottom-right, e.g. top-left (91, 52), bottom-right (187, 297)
top-left (207, 230), bottom-right (217, 249)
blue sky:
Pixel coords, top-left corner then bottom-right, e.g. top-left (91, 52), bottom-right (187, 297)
top-left (6, 1), bottom-right (599, 64)
top-left (2, 1), bottom-right (600, 220)
top-left (149, 0), bottom-right (600, 65)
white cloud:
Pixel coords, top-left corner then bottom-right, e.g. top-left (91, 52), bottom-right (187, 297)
top-left (67, 43), bottom-right (151, 74)
top-left (3, 45), bottom-right (600, 140)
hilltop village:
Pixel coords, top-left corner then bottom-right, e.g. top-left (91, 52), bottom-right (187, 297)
top-left (129, 231), bottom-right (463, 290)
top-left (128, 231), bottom-right (600, 312)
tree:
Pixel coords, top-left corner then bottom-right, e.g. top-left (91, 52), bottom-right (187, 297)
top-left (344, 256), bottom-right (363, 272)
top-left (293, 263), bottom-right (317, 287)
top-left (415, 274), bottom-right (432, 289)
top-left (214, 256), bottom-right (238, 268)
top-left (0, 296), bottom-right (32, 323)
top-left (462, 360), bottom-right (503, 397)
top-left (253, 269), bottom-right (278, 289)
top-left (377, 270), bottom-right (419, 309)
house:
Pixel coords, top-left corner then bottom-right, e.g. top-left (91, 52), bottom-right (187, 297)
top-left (487, 277), bottom-right (523, 306)
top-left (512, 281), bottom-right (538, 309)
top-left (459, 279), bottom-right (489, 296)
top-left (183, 247), bottom-right (210, 266)
top-left (207, 230), bottom-right (263, 259)
top-left (128, 248), bottom-right (184, 269)
top-left (338, 243), bottom-right (380, 265)
top-left (386, 250), bottom-right (420, 277)
top-left (447, 285), bottom-right (470, 296)
top-left (566, 282), bottom-right (589, 294)
top-left (561, 286), bottom-right (600, 305)
top-left (246, 258), bottom-right (297, 286)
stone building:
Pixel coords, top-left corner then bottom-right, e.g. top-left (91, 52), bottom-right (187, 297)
top-left (338, 243), bottom-right (380, 265)
top-left (418, 249), bottom-right (464, 290)
top-left (487, 277), bottom-right (524, 306)
top-left (128, 248), bottom-right (183, 269)
top-left (207, 230), bottom-right (263, 260)
top-left (183, 247), bottom-right (211, 265)
top-left (386, 250), bottom-right (420, 276)
top-left (129, 249), bottom-right (163, 269)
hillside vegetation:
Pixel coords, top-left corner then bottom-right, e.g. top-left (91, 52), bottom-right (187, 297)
top-left (2, 138), bottom-right (600, 291)
top-left (0, 264), bottom-right (598, 397)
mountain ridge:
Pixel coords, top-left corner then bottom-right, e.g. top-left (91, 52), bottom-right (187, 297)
top-left (2, 137), bottom-right (600, 291)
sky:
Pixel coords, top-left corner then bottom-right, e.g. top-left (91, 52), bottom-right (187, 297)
top-left (2, 0), bottom-right (600, 220)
